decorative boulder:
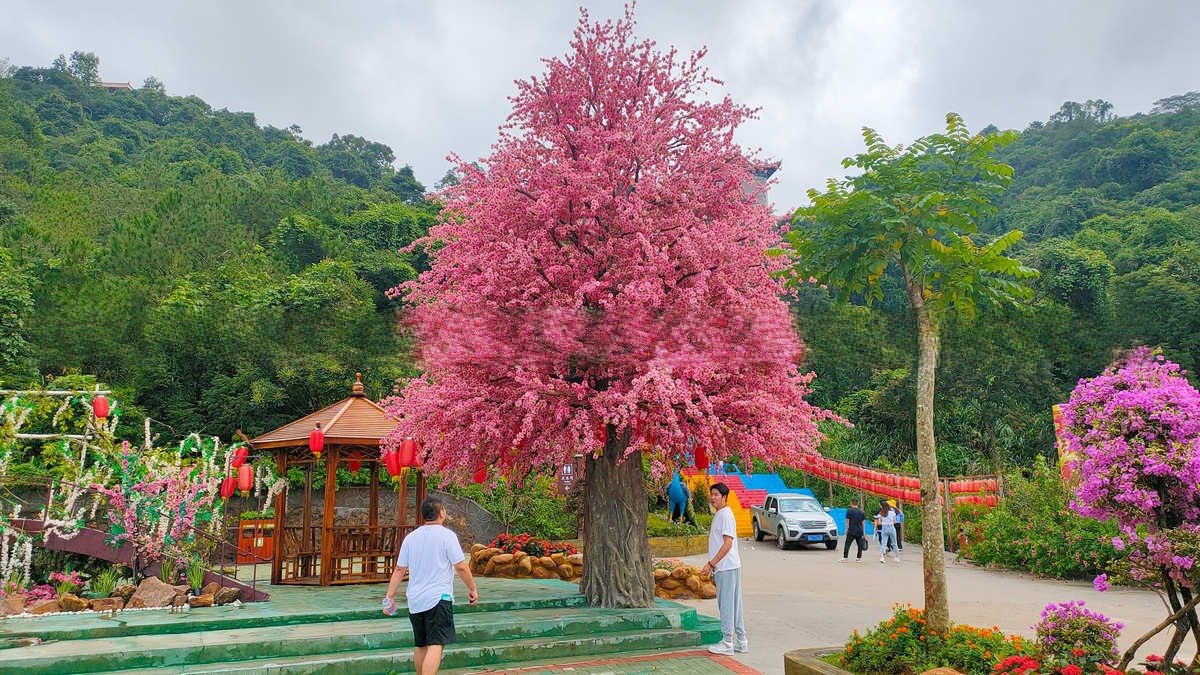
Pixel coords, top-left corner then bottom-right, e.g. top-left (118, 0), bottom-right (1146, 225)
top-left (1, 593), bottom-right (26, 616)
top-left (89, 596), bottom-right (124, 612)
top-left (201, 581), bottom-right (221, 597)
top-left (214, 587), bottom-right (241, 606)
top-left (699, 582), bottom-right (717, 599)
top-left (28, 599), bottom-right (60, 615)
top-left (128, 577), bottom-right (178, 608)
top-left (112, 584), bottom-right (136, 602)
top-left (58, 593), bottom-right (88, 612)
top-left (556, 563), bottom-right (575, 580)
top-left (187, 593), bottom-right (214, 608)
top-left (531, 565), bottom-right (555, 579)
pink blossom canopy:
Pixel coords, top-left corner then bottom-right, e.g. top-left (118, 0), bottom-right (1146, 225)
top-left (384, 8), bottom-right (838, 481)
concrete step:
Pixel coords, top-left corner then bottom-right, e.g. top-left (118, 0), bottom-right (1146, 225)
top-left (102, 629), bottom-right (705, 675)
top-left (2, 606), bottom-right (695, 675)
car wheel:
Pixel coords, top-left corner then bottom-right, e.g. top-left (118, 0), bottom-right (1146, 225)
top-left (825, 540), bottom-right (837, 550)
top-left (753, 520), bottom-right (764, 542)
top-left (776, 527), bottom-right (787, 550)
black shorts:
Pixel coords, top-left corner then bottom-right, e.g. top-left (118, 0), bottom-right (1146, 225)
top-left (409, 599), bottom-right (456, 647)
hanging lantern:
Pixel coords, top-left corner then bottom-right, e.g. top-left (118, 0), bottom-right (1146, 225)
top-left (472, 465), bottom-right (488, 484)
top-left (398, 438), bottom-right (417, 467)
top-left (92, 394), bottom-right (110, 421)
top-left (220, 476), bottom-right (237, 499)
top-left (231, 445), bottom-right (249, 469)
top-left (237, 463), bottom-right (253, 496)
top-left (694, 445), bottom-right (709, 471)
top-left (347, 454), bottom-right (362, 473)
top-left (383, 449), bottom-right (402, 477)
top-left (309, 423), bottom-right (325, 458)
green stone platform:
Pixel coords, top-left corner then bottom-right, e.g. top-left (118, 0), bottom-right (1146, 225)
top-left (0, 578), bottom-right (722, 674)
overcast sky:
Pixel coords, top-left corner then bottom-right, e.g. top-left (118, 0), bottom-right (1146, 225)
top-left (3, 1), bottom-right (1198, 210)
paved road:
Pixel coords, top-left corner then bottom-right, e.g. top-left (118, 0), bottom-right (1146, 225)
top-left (671, 537), bottom-right (1196, 675)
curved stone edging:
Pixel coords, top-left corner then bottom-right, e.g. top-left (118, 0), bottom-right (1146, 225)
top-left (784, 647), bottom-right (851, 675)
top-left (556, 534), bottom-right (709, 558)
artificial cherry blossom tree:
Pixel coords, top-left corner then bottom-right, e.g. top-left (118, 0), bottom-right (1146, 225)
top-left (385, 8), bottom-right (836, 607)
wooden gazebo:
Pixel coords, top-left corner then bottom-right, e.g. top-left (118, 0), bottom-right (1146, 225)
top-left (250, 373), bottom-right (425, 585)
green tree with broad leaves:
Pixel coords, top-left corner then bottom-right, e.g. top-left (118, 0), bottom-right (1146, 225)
top-left (780, 113), bottom-right (1038, 634)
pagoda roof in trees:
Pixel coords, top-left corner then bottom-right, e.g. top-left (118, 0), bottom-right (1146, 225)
top-left (249, 373), bottom-right (397, 449)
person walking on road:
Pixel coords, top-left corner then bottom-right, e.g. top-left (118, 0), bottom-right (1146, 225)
top-left (384, 496), bottom-right (479, 675)
top-left (877, 501), bottom-right (900, 563)
top-left (703, 482), bottom-right (748, 655)
top-left (841, 501), bottom-right (868, 562)
top-left (892, 501), bottom-right (905, 552)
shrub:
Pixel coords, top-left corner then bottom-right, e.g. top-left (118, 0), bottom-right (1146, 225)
top-left (647, 511), bottom-right (708, 536)
top-left (960, 456), bottom-right (1121, 580)
top-left (488, 533), bottom-right (577, 557)
top-left (49, 570), bottom-right (82, 597)
top-left (1034, 601), bottom-right (1122, 663)
top-left (89, 566), bottom-right (122, 597)
top-left (840, 603), bottom-right (1026, 675)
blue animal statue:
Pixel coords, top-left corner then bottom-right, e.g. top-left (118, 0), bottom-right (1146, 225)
top-left (667, 470), bottom-right (688, 522)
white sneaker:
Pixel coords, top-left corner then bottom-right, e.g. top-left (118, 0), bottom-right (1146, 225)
top-left (856, 557), bottom-right (864, 563)
top-left (894, 556), bottom-right (901, 563)
top-left (709, 640), bottom-right (735, 655)
top-left (839, 557), bottom-right (848, 563)
top-left (879, 556), bottom-right (885, 563)
top-left (735, 639), bottom-right (749, 653)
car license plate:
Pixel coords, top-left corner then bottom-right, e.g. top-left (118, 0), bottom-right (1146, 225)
top-left (806, 534), bottom-right (823, 542)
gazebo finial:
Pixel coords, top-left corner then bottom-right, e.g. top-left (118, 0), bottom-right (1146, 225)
top-left (352, 372), bottom-right (365, 397)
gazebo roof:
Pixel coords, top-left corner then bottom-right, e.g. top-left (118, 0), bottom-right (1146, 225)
top-left (249, 373), bottom-right (398, 449)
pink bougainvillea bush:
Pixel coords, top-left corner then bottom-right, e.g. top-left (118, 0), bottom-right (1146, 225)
top-left (1062, 347), bottom-right (1200, 668)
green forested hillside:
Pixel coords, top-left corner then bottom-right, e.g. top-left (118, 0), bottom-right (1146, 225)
top-left (1, 54), bottom-right (1197, 473)
top-left (795, 94), bottom-right (1200, 474)
top-left (0, 55), bottom-right (434, 438)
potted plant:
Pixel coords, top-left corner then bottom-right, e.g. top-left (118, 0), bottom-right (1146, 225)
top-left (185, 561), bottom-right (207, 596)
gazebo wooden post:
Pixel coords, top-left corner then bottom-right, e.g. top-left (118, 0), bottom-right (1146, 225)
top-left (368, 460), bottom-right (379, 576)
top-left (416, 471), bottom-right (427, 525)
top-left (302, 461), bottom-right (313, 579)
top-left (398, 470), bottom-right (409, 527)
top-left (271, 448), bottom-right (287, 585)
top-left (320, 447), bottom-right (339, 585)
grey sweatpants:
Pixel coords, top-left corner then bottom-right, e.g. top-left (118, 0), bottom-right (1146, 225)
top-left (713, 568), bottom-right (746, 641)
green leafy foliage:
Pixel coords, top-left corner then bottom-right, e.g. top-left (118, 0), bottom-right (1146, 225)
top-left (0, 55), bottom-right (434, 439)
top-left (839, 603), bottom-right (1027, 674)
top-left (959, 457), bottom-right (1121, 580)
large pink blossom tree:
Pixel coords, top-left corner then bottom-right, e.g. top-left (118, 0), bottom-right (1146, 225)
top-left (385, 8), bottom-right (837, 607)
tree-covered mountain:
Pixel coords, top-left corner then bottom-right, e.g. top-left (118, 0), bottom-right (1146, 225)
top-left (794, 94), bottom-right (1200, 475)
top-left (0, 53), bottom-right (434, 438)
top-left (1, 53), bottom-right (1197, 473)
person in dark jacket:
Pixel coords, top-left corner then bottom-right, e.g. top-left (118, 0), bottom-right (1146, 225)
top-left (841, 501), bottom-right (868, 562)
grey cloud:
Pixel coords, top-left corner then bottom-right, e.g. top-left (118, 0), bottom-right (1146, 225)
top-left (2, 0), bottom-right (1196, 210)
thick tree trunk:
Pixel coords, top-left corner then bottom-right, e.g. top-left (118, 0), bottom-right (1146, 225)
top-left (908, 282), bottom-right (950, 635)
top-left (580, 427), bottom-right (655, 608)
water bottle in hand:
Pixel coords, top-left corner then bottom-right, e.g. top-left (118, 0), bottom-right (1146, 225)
top-left (382, 597), bottom-right (397, 616)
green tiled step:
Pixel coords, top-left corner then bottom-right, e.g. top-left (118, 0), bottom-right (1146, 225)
top-left (102, 629), bottom-right (704, 675)
top-left (0, 590), bottom-right (590, 643)
top-left (1, 606), bottom-right (694, 675)
top-left (692, 613), bottom-right (724, 643)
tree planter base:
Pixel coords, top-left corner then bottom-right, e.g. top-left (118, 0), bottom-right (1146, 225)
top-left (784, 647), bottom-right (852, 675)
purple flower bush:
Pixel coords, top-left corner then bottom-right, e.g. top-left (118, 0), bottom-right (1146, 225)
top-left (1033, 601), bottom-right (1122, 663)
top-left (1063, 347), bottom-right (1200, 668)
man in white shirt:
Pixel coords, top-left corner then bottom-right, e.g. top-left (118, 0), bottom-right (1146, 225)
top-left (384, 497), bottom-right (479, 675)
top-left (702, 482), bottom-right (748, 655)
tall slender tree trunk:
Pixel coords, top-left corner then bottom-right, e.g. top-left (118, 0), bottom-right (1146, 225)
top-left (907, 280), bottom-right (950, 634)
top-left (580, 426), bottom-right (655, 608)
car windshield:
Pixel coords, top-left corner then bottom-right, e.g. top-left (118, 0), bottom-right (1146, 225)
top-left (778, 499), bottom-right (822, 513)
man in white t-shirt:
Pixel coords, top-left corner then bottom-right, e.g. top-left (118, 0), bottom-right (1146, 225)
top-left (384, 496), bottom-right (478, 675)
top-left (702, 482), bottom-right (748, 655)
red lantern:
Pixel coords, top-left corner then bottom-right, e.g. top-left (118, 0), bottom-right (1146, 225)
top-left (237, 464), bottom-right (253, 495)
top-left (472, 465), bottom-right (487, 484)
top-left (694, 445), bottom-right (709, 471)
top-left (219, 476), bottom-right (236, 499)
top-left (347, 453), bottom-right (362, 473)
top-left (382, 450), bottom-right (402, 477)
top-left (92, 394), bottom-right (109, 421)
top-left (398, 438), bottom-right (417, 468)
top-left (309, 423), bottom-right (325, 458)
top-left (231, 446), bottom-right (249, 469)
